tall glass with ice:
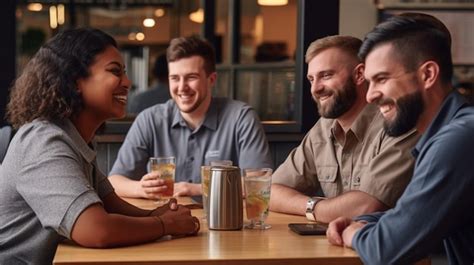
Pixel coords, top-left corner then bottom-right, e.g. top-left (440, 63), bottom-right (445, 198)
top-left (149, 156), bottom-right (175, 203)
top-left (243, 168), bottom-right (273, 230)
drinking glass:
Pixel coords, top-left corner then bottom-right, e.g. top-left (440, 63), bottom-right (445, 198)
top-left (149, 156), bottom-right (175, 204)
top-left (201, 160), bottom-right (233, 220)
top-left (243, 168), bottom-right (273, 230)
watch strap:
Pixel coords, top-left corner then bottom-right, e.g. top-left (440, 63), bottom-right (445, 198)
top-left (305, 196), bottom-right (326, 221)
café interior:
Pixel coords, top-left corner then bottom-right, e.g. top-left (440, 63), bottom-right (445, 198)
top-left (1, 0), bottom-right (473, 264)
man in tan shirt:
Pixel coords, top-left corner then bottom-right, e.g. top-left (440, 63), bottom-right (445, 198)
top-left (269, 35), bottom-right (419, 223)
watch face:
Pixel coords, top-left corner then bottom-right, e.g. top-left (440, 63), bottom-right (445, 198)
top-left (306, 198), bottom-right (316, 221)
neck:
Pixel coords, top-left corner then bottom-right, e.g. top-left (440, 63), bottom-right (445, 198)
top-left (70, 111), bottom-right (103, 143)
top-left (181, 96), bottom-right (211, 130)
top-left (336, 98), bottom-right (367, 132)
top-left (416, 85), bottom-right (452, 134)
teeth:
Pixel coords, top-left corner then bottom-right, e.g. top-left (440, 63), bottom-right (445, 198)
top-left (179, 94), bottom-right (193, 100)
top-left (380, 105), bottom-right (391, 114)
top-left (114, 95), bottom-right (127, 103)
top-left (319, 95), bottom-right (330, 101)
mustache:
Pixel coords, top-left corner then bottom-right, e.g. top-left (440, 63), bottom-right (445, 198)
top-left (375, 97), bottom-right (395, 106)
top-left (313, 90), bottom-right (332, 99)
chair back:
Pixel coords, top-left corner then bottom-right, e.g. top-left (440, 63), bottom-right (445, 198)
top-left (0, 125), bottom-right (13, 163)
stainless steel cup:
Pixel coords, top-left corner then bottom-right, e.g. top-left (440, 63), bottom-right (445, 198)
top-left (208, 166), bottom-right (243, 230)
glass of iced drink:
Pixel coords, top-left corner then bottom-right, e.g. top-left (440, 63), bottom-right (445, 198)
top-left (201, 160), bottom-right (233, 220)
top-left (243, 168), bottom-right (273, 230)
top-left (149, 156), bottom-right (175, 203)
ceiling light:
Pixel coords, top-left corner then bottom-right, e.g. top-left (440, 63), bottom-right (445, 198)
top-left (258, 0), bottom-right (288, 6)
top-left (57, 4), bottom-right (65, 25)
top-left (27, 3), bottom-right (43, 12)
top-left (143, 18), bottom-right (155, 27)
top-left (189, 8), bottom-right (204, 24)
top-left (49, 6), bottom-right (58, 29)
top-left (136, 32), bottom-right (145, 41)
top-left (154, 8), bottom-right (165, 17)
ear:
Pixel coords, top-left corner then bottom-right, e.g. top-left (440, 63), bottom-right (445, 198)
top-left (418, 61), bottom-right (439, 90)
top-left (208, 72), bottom-right (217, 87)
top-left (76, 79), bottom-right (84, 93)
top-left (353, 63), bottom-right (366, 86)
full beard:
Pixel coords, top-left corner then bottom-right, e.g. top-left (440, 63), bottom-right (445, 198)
top-left (316, 78), bottom-right (357, 119)
top-left (384, 90), bottom-right (423, 137)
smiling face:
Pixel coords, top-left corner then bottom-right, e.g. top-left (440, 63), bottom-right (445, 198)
top-left (307, 47), bottom-right (358, 119)
top-left (77, 45), bottom-right (131, 122)
top-left (168, 56), bottom-right (216, 117)
top-left (365, 43), bottom-right (423, 136)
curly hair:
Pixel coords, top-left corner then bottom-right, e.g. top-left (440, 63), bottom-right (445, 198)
top-left (7, 28), bottom-right (117, 129)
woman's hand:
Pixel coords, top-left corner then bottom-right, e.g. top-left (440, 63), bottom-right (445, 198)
top-left (159, 205), bottom-right (200, 236)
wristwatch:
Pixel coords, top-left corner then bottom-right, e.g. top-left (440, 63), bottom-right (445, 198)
top-left (305, 197), bottom-right (325, 221)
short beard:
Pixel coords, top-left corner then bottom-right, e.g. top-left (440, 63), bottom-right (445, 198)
top-left (316, 78), bottom-right (357, 119)
top-left (384, 90), bottom-right (423, 137)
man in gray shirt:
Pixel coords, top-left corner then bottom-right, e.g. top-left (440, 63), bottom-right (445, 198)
top-left (109, 36), bottom-right (273, 198)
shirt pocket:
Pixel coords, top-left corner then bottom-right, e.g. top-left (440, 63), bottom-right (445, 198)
top-left (351, 165), bottom-right (367, 190)
top-left (316, 166), bottom-right (339, 198)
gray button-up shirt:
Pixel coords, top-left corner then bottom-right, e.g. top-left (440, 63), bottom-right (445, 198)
top-left (110, 97), bottom-right (273, 183)
top-left (0, 119), bottom-right (113, 265)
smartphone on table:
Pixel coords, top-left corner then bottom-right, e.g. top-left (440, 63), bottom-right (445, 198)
top-left (288, 223), bottom-right (327, 235)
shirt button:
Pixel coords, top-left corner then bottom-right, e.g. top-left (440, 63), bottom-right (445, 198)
top-left (189, 157), bottom-right (194, 161)
top-left (188, 179), bottom-right (193, 183)
top-left (190, 135), bottom-right (195, 140)
top-left (325, 175), bottom-right (330, 180)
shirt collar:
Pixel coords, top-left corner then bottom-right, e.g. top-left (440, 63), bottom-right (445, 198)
top-left (413, 90), bottom-right (467, 157)
top-left (58, 119), bottom-right (96, 163)
top-left (171, 98), bottom-right (218, 131)
top-left (330, 103), bottom-right (379, 142)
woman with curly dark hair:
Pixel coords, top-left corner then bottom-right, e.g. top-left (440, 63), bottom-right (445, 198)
top-left (0, 28), bottom-right (199, 264)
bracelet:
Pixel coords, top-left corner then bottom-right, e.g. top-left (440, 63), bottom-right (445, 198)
top-left (153, 216), bottom-right (166, 236)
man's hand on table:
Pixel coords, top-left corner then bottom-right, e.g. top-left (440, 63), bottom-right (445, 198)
top-left (326, 217), bottom-right (366, 248)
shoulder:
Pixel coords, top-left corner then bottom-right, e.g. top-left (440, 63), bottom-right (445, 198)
top-left (434, 110), bottom-right (474, 149)
top-left (14, 119), bottom-right (68, 145)
top-left (307, 117), bottom-right (333, 141)
top-left (134, 100), bottom-right (176, 124)
top-left (215, 97), bottom-right (250, 111)
top-left (7, 120), bottom-right (76, 163)
top-left (214, 98), bottom-right (256, 120)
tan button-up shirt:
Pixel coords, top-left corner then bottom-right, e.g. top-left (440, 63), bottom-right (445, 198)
top-left (272, 103), bottom-right (419, 207)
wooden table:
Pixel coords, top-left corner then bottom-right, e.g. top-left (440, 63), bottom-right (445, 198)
top-left (52, 198), bottom-right (421, 265)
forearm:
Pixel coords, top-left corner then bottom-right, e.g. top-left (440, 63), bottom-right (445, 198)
top-left (71, 204), bottom-right (164, 248)
top-left (103, 192), bottom-right (151, 217)
top-left (269, 184), bottom-right (308, 215)
top-left (314, 191), bottom-right (388, 224)
top-left (108, 174), bottom-right (142, 198)
top-left (174, 182), bottom-right (202, 196)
